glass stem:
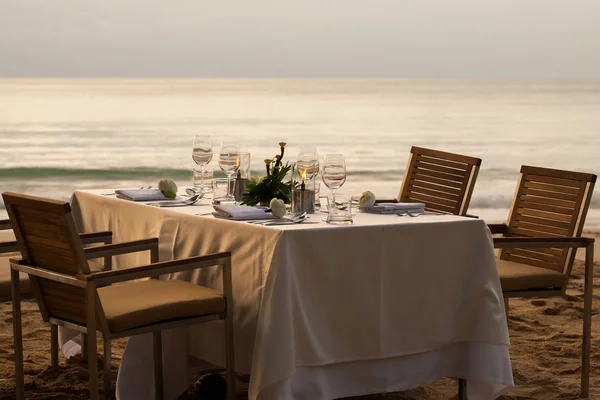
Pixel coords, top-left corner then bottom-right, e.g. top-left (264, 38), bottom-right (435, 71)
top-left (331, 189), bottom-right (336, 207)
top-left (226, 174), bottom-right (232, 198)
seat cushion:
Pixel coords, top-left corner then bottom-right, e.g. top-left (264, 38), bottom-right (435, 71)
top-left (0, 254), bottom-right (32, 302)
top-left (498, 259), bottom-right (565, 292)
top-left (98, 279), bottom-right (225, 333)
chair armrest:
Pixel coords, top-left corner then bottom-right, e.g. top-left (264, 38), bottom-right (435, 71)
top-left (0, 241), bottom-right (19, 253)
top-left (84, 238), bottom-right (158, 259)
top-left (80, 231), bottom-right (113, 245)
top-left (488, 224), bottom-right (508, 234)
top-left (493, 236), bottom-right (594, 249)
top-left (0, 219), bottom-right (11, 231)
top-left (77, 252), bottom-right (231, 285)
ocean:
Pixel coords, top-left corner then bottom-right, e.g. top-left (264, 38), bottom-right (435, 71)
top-left (1, 78), bottom-right (599, 228)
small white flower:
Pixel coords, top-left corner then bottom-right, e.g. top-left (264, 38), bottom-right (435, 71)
top-left (269, 198), bottom-right (287, 218)
top-left (358, 191), bottom-right (376, 207)
top-left (158, 179), bottom-right (178, 198)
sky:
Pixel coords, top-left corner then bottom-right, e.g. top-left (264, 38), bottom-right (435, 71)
top-left (1, 0), bottom-right (599, 78)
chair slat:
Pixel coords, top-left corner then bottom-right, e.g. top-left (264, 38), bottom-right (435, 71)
top-left (406, 179), bottom-right (463, 195)
top-left (502, 253), bottom-right (564, 270)
top-left (525, 174), bottom-right (585, 188)
top-left (517, 201), bottom-right (576, 216)
top-left (521, 187), bottom-right (579, 201)
top-left (413, 160), bottom-right (469, 178)
top-left (412, 166), bottom-right (467, 183)
top-left (515, 207), bottom-right (573, 222)
top-left (409, 175), bottom-right (465, 189)
top-left (406, 185), bottom-right (460, 201)
top-left (512, 220), bottom-right (570, 236)
top-left (521, 194), bottom-right (576, 209)
top-left (509, 226), bottom-right (562, 238)
top-left (414, 154), bottom-right (470, 171)
top-left (506, 248), bottom-right (562, 264)
top-left (512, 214), bottom-right (572, 229)
top-left (523, 181), bottom-right (581, 195)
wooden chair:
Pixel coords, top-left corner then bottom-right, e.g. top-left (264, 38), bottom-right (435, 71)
top-left (396, 146), bottom-right (482, 215)
top-left (489, 165), bottom-right (596, 398)
top-left (3, 192), bottom-right (236, 400)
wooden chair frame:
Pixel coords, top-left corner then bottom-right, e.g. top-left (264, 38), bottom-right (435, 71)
top-left (397, 146), bottom-right (482, 216)
top-left (488, 165), bottom-right (596, 398)
top-left (4, 194), bottom-right (235, 400)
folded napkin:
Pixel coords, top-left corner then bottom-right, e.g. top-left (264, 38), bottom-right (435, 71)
top-left (115, 189), bottom-right (174, 201)
top-left (360, 202), bottom-right (426, 214)
top-left (213, 204), bottom-right (275, 220)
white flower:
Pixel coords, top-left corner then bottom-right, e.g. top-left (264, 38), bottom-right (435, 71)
top-left (358, 191), bottom-right (376, 207)
top-left (269, 198), bottom-right (286, 218)
top-left (158, 179), bottom-right (178, 198)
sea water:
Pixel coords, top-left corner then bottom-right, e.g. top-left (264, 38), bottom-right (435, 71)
top-left (1, 78), bottom-right (599, 228)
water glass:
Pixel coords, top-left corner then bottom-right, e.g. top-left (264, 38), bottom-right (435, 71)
top-left (212, 178), bottom-right (230, 204)
top-left (326, 194), bottom-right (353, 224)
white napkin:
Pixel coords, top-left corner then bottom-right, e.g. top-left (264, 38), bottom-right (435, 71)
top-left (115, 189), bottom-right (173, 201)
top-left (212, 205), bottom-right (275, 220)
top-left (360, 202), bottom-right (426, 214)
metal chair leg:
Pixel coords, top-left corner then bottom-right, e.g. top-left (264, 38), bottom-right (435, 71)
top-left (86, 285), bottom-right (99, 400)
top-left (103, 337), bottom-right (112, 399)
top-left (153, 331), bottom-right (164, 400)
top-left (581, 243), bottom-right (593, 398)
top-left (50, 324), bottom-right (59, 368)
top-left (11, 268), bottom-right (25, 400)
top-left (458, 378), bottom-right (467, 400)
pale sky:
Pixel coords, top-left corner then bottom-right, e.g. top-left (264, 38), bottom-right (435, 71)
top-left (1, 0), bottom-right (599, 78)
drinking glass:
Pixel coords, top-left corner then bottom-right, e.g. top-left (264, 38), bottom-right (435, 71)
top-left (297, 147), bottom-right (319, 180)
top-left (326, 193), bottom-right (353, 224)
top-left (192, 135), bottom-right (213, 193)
top-left (322, 154), bottom-right (346, 206)
top-left (218, 141), bottom-right (240, 202)
top-left (193, 166), bottom-right (214, 193)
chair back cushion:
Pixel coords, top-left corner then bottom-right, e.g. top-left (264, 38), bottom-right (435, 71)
top-left (398, 146), bottom-right (481, 215)
top-left (2, 192), bottom-right (91, 325)
top-left (501, 166), bottom-right (596, 274)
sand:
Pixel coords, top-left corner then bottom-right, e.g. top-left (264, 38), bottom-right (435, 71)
top-left (1, 233), bottom-right (599, 400)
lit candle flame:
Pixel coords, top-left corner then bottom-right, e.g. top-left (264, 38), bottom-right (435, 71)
top-left (236, 156), bottom-right (240, 167)
top-left (300, 169), bottom-right (307, 181)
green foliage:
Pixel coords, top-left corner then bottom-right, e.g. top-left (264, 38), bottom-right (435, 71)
top-left (241, 163), bottom-right (292, 206)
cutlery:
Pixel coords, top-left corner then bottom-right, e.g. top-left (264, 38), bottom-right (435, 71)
top-left (147, 194), bottom-right (201, 207)
top-left (397, 211), bottom-right (423, 217)
top-left (247, 212), bottom-right (308, 225)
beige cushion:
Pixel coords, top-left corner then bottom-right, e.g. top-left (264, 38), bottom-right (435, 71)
top-left (98, 279), bottom-right (225, 333)
top-left (498, 259), bottom-right (565, 292)
top-left (0, 254), bottom-right (31, 302)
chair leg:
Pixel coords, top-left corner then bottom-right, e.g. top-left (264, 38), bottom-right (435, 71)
top-left (225, 313), bottom-right (236, 400)
top-left (153, 331), bottom-right (164, 400)
top-left (50, 324), bottom-right (59, 368)
top-left (458, 378), bottom-right (467, 400)
top-left (103, 337), bottom-right (112, 399)
top-left (581, 243), bottom-right (593, 398)
top-left (86, 285), bottom-right (99, 400)
top-left (504, 297), bottom-right (509, 320)
top-left (82, 333), bottom-right (88, 363)
top-left (11, 268), bottom-right (25, 400)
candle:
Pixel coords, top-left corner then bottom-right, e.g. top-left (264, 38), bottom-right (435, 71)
top-left (300, 169), bottom-right (307, 191)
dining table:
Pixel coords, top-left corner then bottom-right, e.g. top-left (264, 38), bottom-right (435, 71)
top-left (62, 190), bottom-right (514, 400)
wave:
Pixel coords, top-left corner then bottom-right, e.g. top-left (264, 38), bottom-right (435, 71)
top-left (0, 167), bottom-right (405, 181)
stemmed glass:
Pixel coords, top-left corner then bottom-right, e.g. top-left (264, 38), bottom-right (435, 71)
top-left (218, 141), bottom-right (240, 202)
top-left (297, 147), bottom-right (319, 180)
top-left (192, 135), bottom-right (213, 194)
top-left (322, 154), bottom-right (346, 206)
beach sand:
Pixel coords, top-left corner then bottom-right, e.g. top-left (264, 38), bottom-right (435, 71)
top-left (0, 233), bottom-right (599, 400)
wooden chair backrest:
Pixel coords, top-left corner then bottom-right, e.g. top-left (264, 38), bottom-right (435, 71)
top-left (501, 166), bottom-right (596, 275)
top-left (2, 192), bottom-right (91, 325)
top-left (0, 219), bottom-right (19, 253)
top-left (398, 146), bottom-right (482, 215)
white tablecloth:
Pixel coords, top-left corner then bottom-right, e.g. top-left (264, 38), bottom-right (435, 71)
top-left (65, 190), bottom-right (513, 400)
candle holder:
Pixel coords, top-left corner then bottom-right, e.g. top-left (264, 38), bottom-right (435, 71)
top-left (291, 162), bottom-right (316, 214)
top-left (234, 152), bottom-right (251, 202)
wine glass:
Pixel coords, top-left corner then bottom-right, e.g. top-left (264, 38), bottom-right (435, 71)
top-left (297, 147), bottom-right (319, 180)
top-left (322, 154), bottom-right (346, 206)
top-left (218, 141), bottom-right (240, 202)
top-left (192, 135), bottom-right (213, 193)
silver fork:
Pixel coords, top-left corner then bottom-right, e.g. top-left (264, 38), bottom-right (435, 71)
top-left (397, 211), bottom-right (422, 217)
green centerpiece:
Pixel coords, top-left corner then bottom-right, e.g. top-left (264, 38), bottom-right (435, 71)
top-left (241, 142), bottom-right (293, 206)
